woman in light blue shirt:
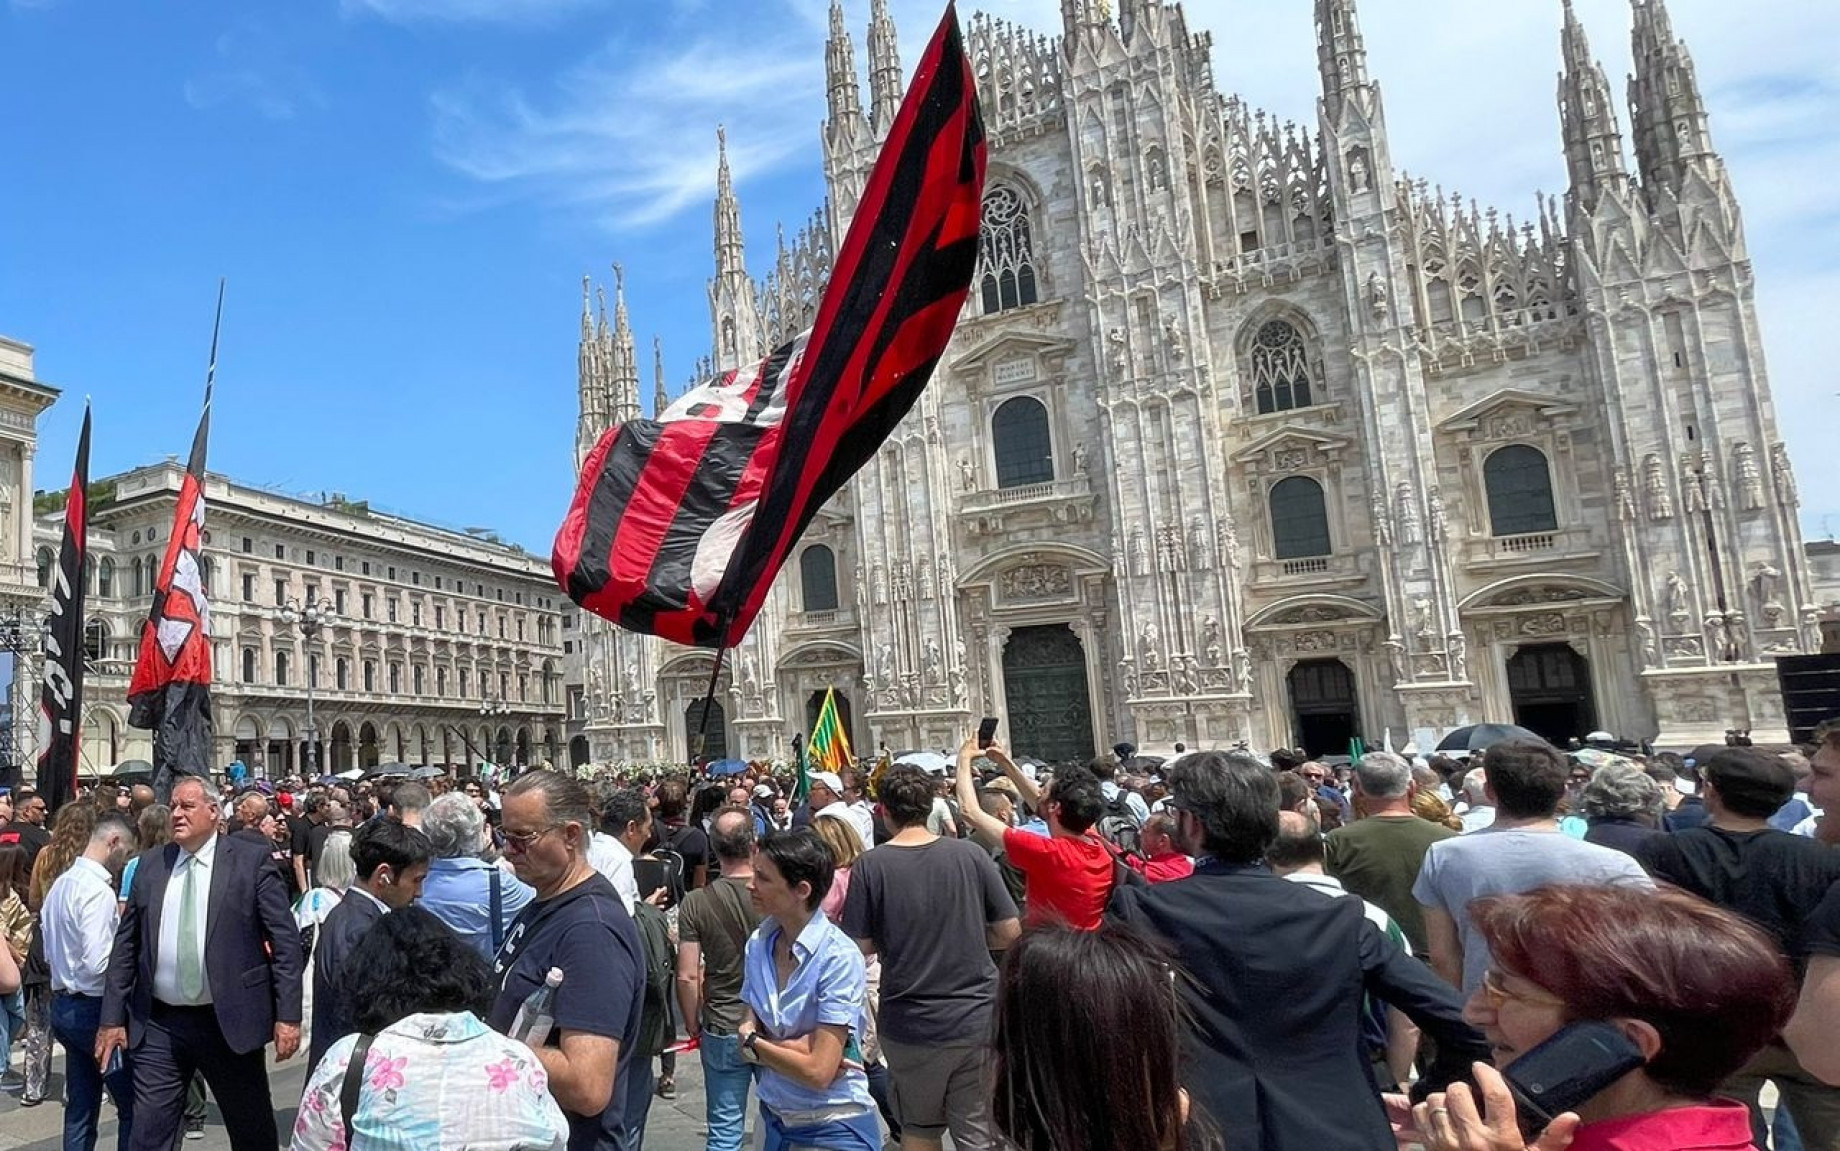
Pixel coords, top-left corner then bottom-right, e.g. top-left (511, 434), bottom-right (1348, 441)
top-left (739, 828), bottom-right (878, 1151)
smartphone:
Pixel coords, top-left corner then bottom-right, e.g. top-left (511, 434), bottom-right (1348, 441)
top-left (1502, 1020), bottom-right (1645, 1138)
top-left (976, 717), bottom-right (999, 750)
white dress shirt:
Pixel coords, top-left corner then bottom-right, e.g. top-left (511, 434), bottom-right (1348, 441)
top-left (155, 834), bottom-right (218, 1006)
top-left (819, 802), bottom-right (878, 854)
top-left (587, 831), bottom-right (639, 914)
top-left (42, 856), bottom-right (119, 995)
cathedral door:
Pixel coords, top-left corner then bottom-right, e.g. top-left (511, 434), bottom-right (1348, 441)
top-left (1001, 625), bottom-right (1095, 764)
top-left (1288, 659), bottom-right (1361, 758)
top-left (1507, 644), bottom-right (1597, 746)
top-left (686, 698), bottom-right (729, 761)
top-left (569, 736), bottom-right (590, 768)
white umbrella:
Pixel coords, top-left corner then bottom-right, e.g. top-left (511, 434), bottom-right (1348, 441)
top-left (891, 750), bottom-right (952, 774)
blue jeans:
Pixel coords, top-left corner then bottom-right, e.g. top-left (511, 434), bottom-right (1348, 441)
top-left (49, 993), bottom-right (133, 1151)
top-left (701, 1031), bottom-right (755, 1151)
top-left (0, 987), bottom-right (25, 1071)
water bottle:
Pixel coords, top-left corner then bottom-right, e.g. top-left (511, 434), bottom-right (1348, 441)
top-left (510, 967), bottom-right (564, 1046)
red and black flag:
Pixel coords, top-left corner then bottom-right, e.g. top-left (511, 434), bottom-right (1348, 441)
top-left (554, 3), bottom-right (985, 649)
top-left (129, 289), bottom-right (220, 799)
top-left (35, 404), bottom-right (90, 814)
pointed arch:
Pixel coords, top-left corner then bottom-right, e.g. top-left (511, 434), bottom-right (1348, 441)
top-left (1236, 304), bottom-right (1325, 415)
top-left (976, 181), bottom-right (1041, 315)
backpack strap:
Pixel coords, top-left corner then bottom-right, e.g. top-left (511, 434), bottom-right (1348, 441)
top-left (340, 1033), bottom-right (376, 1143)
top-left (489, 867), bottom-right (504, 951)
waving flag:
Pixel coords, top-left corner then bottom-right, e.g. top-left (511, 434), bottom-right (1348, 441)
top-left (35, 405), bottom-right (90, 813)
top-left (810, 687), bottom-right (853, 774)
top-left (130, 288), bottom-right (221, 799)
top-left (554, 4), bottom-right (986, 649)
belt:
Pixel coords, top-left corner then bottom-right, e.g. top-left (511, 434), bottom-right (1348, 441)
top-left (51, 990), bottom-right (102, 1000)
top-left (151, 999), bottom-right (216, 1015)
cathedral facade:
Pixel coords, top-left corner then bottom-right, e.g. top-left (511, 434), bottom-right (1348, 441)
top-left (567, 0), bottom-right (1817, 767)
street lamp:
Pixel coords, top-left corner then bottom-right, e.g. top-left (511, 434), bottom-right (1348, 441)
top-left (281, 597), bottom-right (338, 776)
top-left (480, 694), bottom-right (512, 770)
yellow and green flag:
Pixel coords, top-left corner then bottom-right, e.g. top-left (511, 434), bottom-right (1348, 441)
top-left (810, 687), bottom-right (854, 775)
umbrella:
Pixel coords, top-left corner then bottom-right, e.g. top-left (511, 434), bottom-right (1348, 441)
top-left (111, 759), bottom-right (154, 778)
top-left (363, 762), bottom-right (413, 779)
top-left (1435, 723), bottom-right (1548, 753)
top-left (891, 750), bottom-right (951, 774)
top-left (706, 758), bottom-right (748, 777)
top-left (409, 765), bottom-right (446, 780)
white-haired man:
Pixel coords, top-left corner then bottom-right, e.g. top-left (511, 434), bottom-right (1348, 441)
top-left (416, 793), bottom-right (535, 958)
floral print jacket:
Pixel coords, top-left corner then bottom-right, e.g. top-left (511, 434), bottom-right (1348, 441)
top-left (290, 1011), bottom-right (568, 1151)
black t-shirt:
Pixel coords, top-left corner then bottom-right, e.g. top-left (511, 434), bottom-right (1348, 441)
top-left (654, 820), bottom-right (709, 887)
top-left (491, 872), bottom-right (644, 1151)
top-left (289, 814), bottom-right (312, 861)
top-left (0, 822), bottom-right (48, 868)
top-left (1807, 881), bottom-right (1840, 959)
top-left (1640, 827), bottom-right (1840, 960)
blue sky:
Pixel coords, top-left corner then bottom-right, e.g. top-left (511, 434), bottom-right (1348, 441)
top-left (2, 0), bottom-right (1835, 554)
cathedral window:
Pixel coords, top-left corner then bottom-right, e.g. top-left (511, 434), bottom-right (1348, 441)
top-left (1248, 319), bottom-right (1318, 414)
top-left (1483, 445), bottom-right (1559, 537)
top-left (801, 545), bottom-right (840, 613)
top-left (1458, 268), bottom-right (1486, 324)
top-left (1270, 477), bottom-right (1332, 560)
top-left (992, 396), bottom-right (1054, 489)
top-left (977, 185), bottom-right (1040, 314)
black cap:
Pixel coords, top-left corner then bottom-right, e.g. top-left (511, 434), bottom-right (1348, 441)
top-left (1702, 747), bottom-right (1795, 819)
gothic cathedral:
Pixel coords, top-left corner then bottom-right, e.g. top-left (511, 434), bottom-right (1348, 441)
top-left (568, 0), bottom-right (1815, 766)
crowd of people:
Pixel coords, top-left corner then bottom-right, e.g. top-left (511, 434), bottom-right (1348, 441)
top-left (0, 715), bottom-right (1835, 1151)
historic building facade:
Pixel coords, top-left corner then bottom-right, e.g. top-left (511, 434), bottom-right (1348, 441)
top-left (28, 463), bottom-right (566, 778)
top-left (569, 0), bottom-right (1818, 764)
top-left (0, 338), bottom-right (59, 784)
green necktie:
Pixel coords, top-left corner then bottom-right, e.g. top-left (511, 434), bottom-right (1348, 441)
top-left (177, 857), bottom-right (205, 1001)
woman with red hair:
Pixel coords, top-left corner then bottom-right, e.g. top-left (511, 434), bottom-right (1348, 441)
top-left (1409, 883), bottom-right (1796, 1151)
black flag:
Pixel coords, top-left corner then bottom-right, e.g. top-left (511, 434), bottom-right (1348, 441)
top-left (36, 404), bottom-right (90, 813)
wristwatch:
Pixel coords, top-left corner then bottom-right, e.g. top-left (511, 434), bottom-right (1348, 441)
top-left (740, 1030), bottom-right (761, 1063)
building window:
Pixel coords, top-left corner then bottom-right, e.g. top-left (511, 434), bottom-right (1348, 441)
top-left (274, 544), bottom-right (285, 560)
top-left (361, 561), bottom-right (371, 576)
top-left (362, 593), bottom-right (374, 620)
top-left (336, 657), bottom-right (350, 690)
top-left (1483, 444), bottom-right (1560, 537)
top-left (241, 573), bottom-right (254, 602)
top-left (478, 610), bottom-right (487, 633)
top-left (274, 579), bottom-right (287, 606)
top-left (304, 585), bottom-right (318, 605)
top-left (499, 672), bottom-right (510, 699)
top-left (1249, 319), bottom-right (1317, 414)
top-left (435, 605), bottom-right (445, 630)
top-left (387, 566), bottom-right (397, 581)
top-left (241, 537), bottom-right (253, 554)
top-left (84, 619), bottom-right (108, 665)
top-left (335, 556), bottom-right (345, 572)
top-left (437, 667), bottom-right (448, 696)
top-left (389, 664), bottom-right (402, 693)
top-left (35, 548), bottom-right (52, 588)
top-left (242, 647), bottom-right (258, 684)
top-left (364, 661), bottom-right (376, 693)
top-left (498, 616), bottom-right (507, 639)
top-left (305, 549), bottom-right (316, 565)
top-left (413, 666), bottom-right (425, 695)
top-left (460, 668), bottom-right (471, 697)
top-left (1270, 476), bottom-right (1333, 559)
top-left (516, 617), bottom-right (525, 641)
top-left (131, 557), bottom-right (145, 597)
top-left (976, 185), bottom-right (1040, 315)
top-left (276, 650), bottom-right (290, 687)
top-left (412, 571), bottom-right (421, 586)
top-left (308, 653), bottom-right (320, 689)
top-left (992, 396), bottom-right (1054, 489)
top-left (98, 559), bottom-right (114, 597)
top-left (334, 588), bottom-right (347, 614)
top-left (801, 545), bottom-right (840, 612)
top-left (387, 598), bottom-right (399, 623)
top-left (412, 602), bottom-right (423, 627)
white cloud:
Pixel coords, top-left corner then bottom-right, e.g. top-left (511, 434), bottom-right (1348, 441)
top-left (339, 0), bottom-right (604, 26)
top-left (183, 24), bottom-right (325, 121)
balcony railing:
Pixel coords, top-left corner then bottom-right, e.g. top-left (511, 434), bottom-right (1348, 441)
top-left (1495, 532), bottom-right (1556, 555)
top-left (961, 474), bottom-right (1092, 513)
top-left (1281, 557), bottom-right (1331, 576)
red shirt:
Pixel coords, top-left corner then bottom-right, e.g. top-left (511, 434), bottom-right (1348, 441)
top-left (1565, 1101), bottom-right (1757, 1151)
top-left (1003, 828), bottom-right (1113, 929)
top-left (1129, 851), bottom-right (1195, 884)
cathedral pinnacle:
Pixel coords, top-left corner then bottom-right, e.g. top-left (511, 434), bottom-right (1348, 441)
top-left (1315, 0), bottom-right (1371, 114)
top-left (1627, 0), bottom-right (1717, 197)
top-left (826, 0), bottom-right (864, 130)
top-left (609, 264), bottom-right (640, 423)
top-left (714, 126), bottom-right (747, 278)
top-left (1558, 0), bottom-right (1628, 210)
top-left (652, 337), bottom-right (669, 416)
top-left (867, 0), bottom-right (902, 134)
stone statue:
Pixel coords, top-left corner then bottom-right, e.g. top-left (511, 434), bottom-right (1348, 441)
top-left (1636, 619), bottom-right (1661, 668)
top-left (1366, 271), bottom-right (1389, 323)
top-left (1733, 443), bottom-right (1765, 511)
top-left (877, 642), bottom-right (895, 676)
top-left (1614, 468), bottom-right (1636, 522)
top-left (1701, 452), bottom-right (1725, 510)
top-left (1172, 661), bottom-right (1196, 695)
top-left (1233, 648), bottom-right (1253, 693)
top-left (1371, 494), bottom-right (1393, 546)
top-left (1108, 328), bottom-right (1127, 374)
top-left (916, 557), bottom-right (934, 601)
top-left (923, 638), bottom-right (942, 683)
top-left (1396, 482), bottom-right (1422, 545)
top-left (957, 457), bottom-right (976, 492)
top-left (1384, 637), bottom-right (1409, 683)
top-left (1680, 455), bottom-right (1708, 514)
top-left (1751, 562), bottom-right (1782, 617)
top-left (1347, 148), bottom-right (1371, 192)
top-left (854, 565), bottom-right (866, 607)
top-left (1664, 571), bottom-right (1690, 620)
top-left (949, 666), bottom-right (967, 706)
top-left (1164, 316), bottom-right (1185, 362)
top-left (1072, 441), bottom-right (1090, 474)
top-left (1216, 515), bottom-right (1241, 571)
top-left (1771, 442), bottom-right (1798, 507)
top-left (872, 563), bottom-right (888, 604)
top-left (1128, 528), bottom-right (1149, 577)
top-left (1447, 632), bottom-right (1468, 681)
top-left (1412, 595), bottom-right (1435, 639)
top-left (1201, 616), bottom-right (1223, 666)
top-left (1643, 455), bottom-right (1673, 520)
top-left (1426, 487), bottom-right (1448, 543)
top-left (1138, 623), bottom-right (1161, 673)
top-left (1188, 518), bottom-right (1212, 571)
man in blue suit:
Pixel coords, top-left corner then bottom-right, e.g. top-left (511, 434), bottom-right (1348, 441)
top-left (98, 775), bottom-right (304, 1151)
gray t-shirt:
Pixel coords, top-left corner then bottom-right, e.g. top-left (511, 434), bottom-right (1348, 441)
top-left (840, 836), bottom-right (1018, 1046)
top-left (1412, 827), bottom-right (1651, 994)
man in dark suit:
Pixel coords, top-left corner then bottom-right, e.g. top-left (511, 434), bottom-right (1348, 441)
top-left (1111, 751), bottom-right (1490, 1151)
top-left (307, 817), bottom-right (430, 1071)
top-left (98, 775), bottom-right (304, 1151)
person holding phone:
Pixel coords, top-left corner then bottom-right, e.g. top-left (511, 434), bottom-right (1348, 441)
top-left (1403, 883), bottom-right (1796, 1151)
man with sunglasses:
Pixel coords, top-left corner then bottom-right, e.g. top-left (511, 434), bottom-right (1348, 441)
top-left (1110, 750), bottom-right (1488, 1151)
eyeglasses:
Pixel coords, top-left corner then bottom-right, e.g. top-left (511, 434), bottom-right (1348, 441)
top-left (1478, 969), bottom-right (1566, 1011)
top-left (501, 825), bottom-right (559, 853)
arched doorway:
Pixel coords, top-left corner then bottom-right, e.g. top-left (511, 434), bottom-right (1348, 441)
top-left (805, 691), bottom-right (854, 748)
top-left (495, 727), bottom-right (514, 766)
top-left (358, 722), bottom-right (380, 770)
top-left (1507, 643), bottom-right (1597, 746)
top-left (330, 721), bottom-right (354, 773)
top-left (234, 715), bottom-right (264, 773)
top-left (569, 736), bottom-right (591, 768)
top-left (686, 699), bottom-right (729, 761)
top-left (267, 718), bottom-right (296, 778)
top-left (515, 727), bottom-right (532, 766)
top-left (1001, 624), bottom-right (1094, 764)
top-left (1288, 659), bottom-right (1361, 758)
